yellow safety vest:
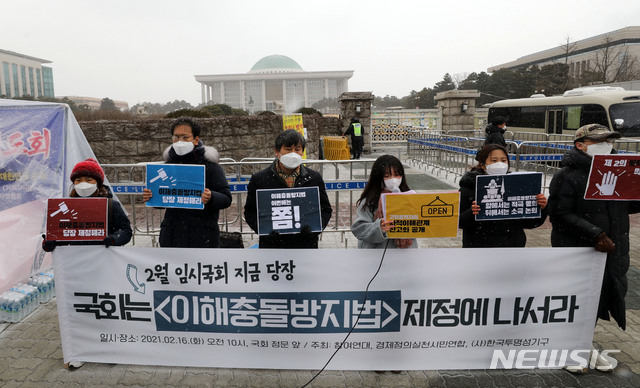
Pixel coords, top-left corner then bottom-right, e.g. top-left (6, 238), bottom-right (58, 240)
top-left (353, 123), bottom-right (362, 136)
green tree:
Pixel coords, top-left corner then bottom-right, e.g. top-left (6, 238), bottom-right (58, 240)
top-left (433, 73), bottom-right (456, 93)
top-left (99, 97), bottom-right (117, 111)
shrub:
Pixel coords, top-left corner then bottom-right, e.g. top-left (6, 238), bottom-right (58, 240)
top-left (295, 107), bottom-right (322, 117)
top-left (165, 109), bottom-right (212, 118)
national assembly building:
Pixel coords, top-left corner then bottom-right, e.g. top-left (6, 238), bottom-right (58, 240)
top-left (194, 55), bottom-right (353, 113)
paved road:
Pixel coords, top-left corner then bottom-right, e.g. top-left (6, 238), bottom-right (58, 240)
top-left (2, 156), bottom-right (640, 387)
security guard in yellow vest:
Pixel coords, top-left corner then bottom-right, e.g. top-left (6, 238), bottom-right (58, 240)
top-left (344, 117), bottom-right (364, 159)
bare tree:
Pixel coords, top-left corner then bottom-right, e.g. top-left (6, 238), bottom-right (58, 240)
top-left (452, 72), bottom-right (469, 89)
top-left (560, 36), bottom-right (578, 64)
top-left (591, 36), bottom-right (640, 83)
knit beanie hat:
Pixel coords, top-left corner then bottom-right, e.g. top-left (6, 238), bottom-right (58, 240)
top-left (70, 158), bottom-right (104, 186)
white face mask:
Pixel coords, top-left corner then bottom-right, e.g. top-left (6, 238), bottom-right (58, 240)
top-left (173, 141), bottom-right (195, 156)
top-left (75, 182), bottom-right (98, 197)
top-left (586, 142), bottom-right (613, 157)
top-left (384, 177), bottom-right (402, 193)
top-left (485, 162), bottom-right (509, 175)
top-left (279, 152), bottom-right (303, 169)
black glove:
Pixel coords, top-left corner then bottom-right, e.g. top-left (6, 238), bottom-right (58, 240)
top-left (42, 234), bottom-right (57, 252)
top-left (595, 232), bottom-right (615, 253)
top-left (103, 235), bottom-right (115, 248)
top-left (299, 225), bottom-right (315, 239)
top-left (268, 230), bottom-right (282, 245)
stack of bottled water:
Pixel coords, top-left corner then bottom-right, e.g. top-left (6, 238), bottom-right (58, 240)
top-left (28, 270), bottom-right (55, 304)
top-left (0, 269), bottom-right (55, 323)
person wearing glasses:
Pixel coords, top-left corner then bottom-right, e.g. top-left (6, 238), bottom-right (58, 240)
top-left (142, 117), bottom-right (231, 247)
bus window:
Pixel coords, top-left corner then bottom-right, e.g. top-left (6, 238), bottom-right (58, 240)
top-left (566, 106), bottom-right (581, 130)
top-left (580, 104), bottom-right (608, 128)
top-left (610, 102), bottom-right (640, 136)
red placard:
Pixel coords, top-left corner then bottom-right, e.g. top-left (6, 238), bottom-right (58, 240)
top-left (585, 154), bottom-right (640, 200)
top-left (46, 198), bottom-right (108, 241)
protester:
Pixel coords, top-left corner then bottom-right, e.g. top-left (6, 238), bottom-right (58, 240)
top-left (244, 129), bottom-right (332, 248)
top-left (42, 158), bottom-right (132, 253)
top-left (343, 117), bottom-right (364, 159)
top-left (549, 123), bottom-right (640, 373)
top-left (142, 117), bottom-right (231, 248)
top-left (484, 116), bottom-right (508, 147)
top-left (459, 144), bottom-right (548, 248)
top-left (351, 154), bottom-right (417, 249)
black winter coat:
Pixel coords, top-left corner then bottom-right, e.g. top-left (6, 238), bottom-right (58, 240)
top-left (459, 168), bottom-right (548, 248)
top-left (549, 146), bottom-right (640, 330)
top-left (159, 143), bottom-right (232, 248)
top-left (484, 124), bottom-right (507, 147)
top-left (244, 160), bottom-right (332, 248)
top-left (344, 122), bottom-right (364, 144)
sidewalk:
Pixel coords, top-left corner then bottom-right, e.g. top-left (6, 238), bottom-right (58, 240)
top-left (1, 154), bottom-right (640, 387)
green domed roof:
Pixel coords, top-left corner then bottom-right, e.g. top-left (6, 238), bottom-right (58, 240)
top-left (249, 55), bottom-right (303, 73)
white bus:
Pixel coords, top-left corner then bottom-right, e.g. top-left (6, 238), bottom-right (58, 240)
top-left (487, 87), bottom-right (640, 137)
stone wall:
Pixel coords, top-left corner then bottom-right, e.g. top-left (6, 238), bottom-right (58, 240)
top-left (79, 115), bottom-right (344, 164)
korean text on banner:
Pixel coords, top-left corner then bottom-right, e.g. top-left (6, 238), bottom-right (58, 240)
top-left (384, 192), bottom-right (459, 238)
top-left (46, 198), bottom-right (108, 241)
top-left (585, 154), bottom-right (640, 200)
top-left (0, 106), bottom-right (65, 211)
top-left (256, 187), bottom-right (322, 235)
top-left (146, 164), bottom-right (205, 209)
top-left (475, 173), bottom-right (543, 221)
top-left (53, 246), bottom-right (605, 370)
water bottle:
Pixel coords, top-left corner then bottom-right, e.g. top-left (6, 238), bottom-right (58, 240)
top-left (0, 293), bottom-right (7, 322)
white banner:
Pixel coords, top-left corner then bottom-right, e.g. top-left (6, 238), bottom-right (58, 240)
top-left (53, 246), bottom-right (605, 370)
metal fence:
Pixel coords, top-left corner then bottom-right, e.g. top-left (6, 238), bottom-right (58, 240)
top-left (105, 132), bottom-right (640, 246)
top-left (406, 129), bottom-right (640, 190)
top-left (102, 158), bottom-right (378, 246)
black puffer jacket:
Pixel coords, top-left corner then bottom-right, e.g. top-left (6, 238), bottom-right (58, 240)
top-left (159, 142), bottom-right (232, 248)
top-left (549, 146), bottom-right (640, 330)
top-left (459, 168), bottom-right (548, 248)
top-left (244, 159), bottom-right (332, 248)
top-left (484, 123), bottom-right (507, 147)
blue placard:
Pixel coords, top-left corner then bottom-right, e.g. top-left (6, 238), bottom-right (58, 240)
top-left (146, 164), bottom-right (205, 209)
top-left (475, 172), bottom-right (542, 220)
top-left (256, 187), bottom-right (322, 235)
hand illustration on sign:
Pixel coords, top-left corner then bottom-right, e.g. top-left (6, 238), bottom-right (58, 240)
top-left (596, 171), bottom-right (619, 196)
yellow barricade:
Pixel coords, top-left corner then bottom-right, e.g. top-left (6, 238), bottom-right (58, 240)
top-left (322, 136), bottom-right (351, 160)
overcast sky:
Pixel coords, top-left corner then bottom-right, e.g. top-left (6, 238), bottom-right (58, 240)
top-left (4, 0), bottom-right (640, 107)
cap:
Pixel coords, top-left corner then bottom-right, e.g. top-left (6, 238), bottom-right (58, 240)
top-left (573, 124), bottom-right (622, 142)
top-left (70, 158), bottom-right (105, 186)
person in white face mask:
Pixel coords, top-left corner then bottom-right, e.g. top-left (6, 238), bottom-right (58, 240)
top-left (244, 129), bottom-right (333, 248)
top-left (41, 158), bottom-right (132, 253)
top-left (459, 144), bottom-right (548, 248)
top-left (549, 124), bottom-right (640, 373)
top-left (351, 154), bottom-right (417, 249)
top-left (142, 118), bottom-right (232, 248)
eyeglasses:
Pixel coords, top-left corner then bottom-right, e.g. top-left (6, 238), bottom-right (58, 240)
top-left (172, 135), bottom-right (193, 142)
